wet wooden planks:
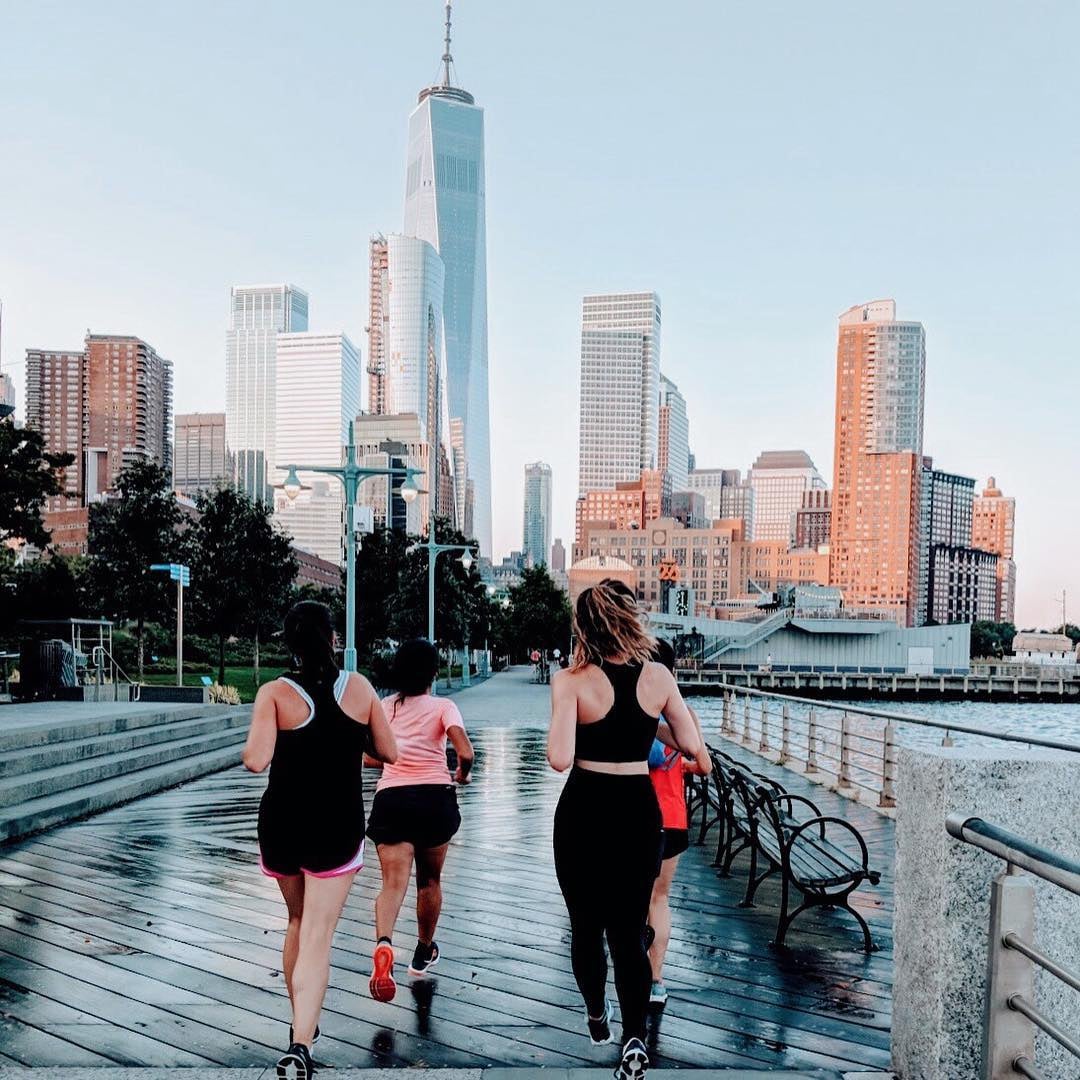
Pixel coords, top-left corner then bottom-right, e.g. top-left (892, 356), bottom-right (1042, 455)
top-left (0, 713), bottom-right (894, 1072)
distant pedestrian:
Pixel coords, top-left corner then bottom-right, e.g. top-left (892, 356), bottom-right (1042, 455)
top-left (366, 638), bottom-right (475, 1003)
top-left (242, 600), bottom-right (397, 1080)
top-left (548, 579), bottom-right (701, 1080)
top-left (645, 639), bottom-right (712, 1007)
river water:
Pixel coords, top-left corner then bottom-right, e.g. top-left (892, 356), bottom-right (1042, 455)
top-left (691, 696), bottom-right (1080, 785)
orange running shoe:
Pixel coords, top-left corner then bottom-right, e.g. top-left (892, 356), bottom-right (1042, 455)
top-left (369, 941), bottom-right (397, 1002)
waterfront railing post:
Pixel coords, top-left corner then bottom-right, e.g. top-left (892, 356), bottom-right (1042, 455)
top-left (807, 707), bottom-right (818, 772)
top-left (759, 701), bottom-right (769, 752)
top-left (839, 712), bottom-right (853, 788)
top-left (982, 866), bottom-right (1036, 1079)
top-left (743, 698), bottom-right (751, 744)
top-left (880, 720), bottom-right (897, 808)
top-left (780, 703), bottom-right (791, 764)
top-left (722, 691), bottom-right (732, 734)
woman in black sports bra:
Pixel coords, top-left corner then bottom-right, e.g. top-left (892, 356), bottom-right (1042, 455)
top-left (548, 579), bottom-right (701, 1080)
top-left (242, 601), bottom-right (397, 1080)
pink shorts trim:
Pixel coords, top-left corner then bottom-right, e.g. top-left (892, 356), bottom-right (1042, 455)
top-left (259, 839), bottom-right (365, 879)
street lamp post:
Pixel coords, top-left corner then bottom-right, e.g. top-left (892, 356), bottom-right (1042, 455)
top-left (278, 421), bottom-right (422, 673)
top-left (408, 521), bottom-right (476, 694)
top-left (150, 563), bottom-right (190, 687)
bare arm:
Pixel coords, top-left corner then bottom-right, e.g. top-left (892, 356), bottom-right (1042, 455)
top-left (242, 684), bottom-right (278, 772)
top-left (448, 725), bottom-right (475, 784)
top-left (685, 704), bottom-right (712, 774)
top-left (360, 680), bottom-right (397, 765)
top-left (547, 669), bottom-right (577, 772)
top-left (652, 666), bottom-right (701, 758)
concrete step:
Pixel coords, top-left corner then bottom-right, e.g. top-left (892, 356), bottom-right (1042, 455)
top-left (0, 708), bottom-right (250, 779)
top-left (0, 703), bottom-right (240, 754)
top-left (0, 726), bottom-right (247, 807)
top-left (0, 743), bottom-right (245, 844)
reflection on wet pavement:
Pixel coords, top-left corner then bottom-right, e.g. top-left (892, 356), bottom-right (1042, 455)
top-left (0, 668), bottom-right (893, 1071)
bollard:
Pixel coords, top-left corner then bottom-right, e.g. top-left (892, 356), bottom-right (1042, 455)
top-left (759, 701), bottom-right (769, 752)
top-left (806, 707), bottom-right (818, 772)
top-left (838, 711), bottom-right (853, 787)
top-left (780, 703), bottom-right (791, 764)
top-left (879, 720), bottom-right (896, 807)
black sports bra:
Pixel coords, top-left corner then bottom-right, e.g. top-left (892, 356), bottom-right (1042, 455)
top-left (574, 661), bottom-right (660, 763)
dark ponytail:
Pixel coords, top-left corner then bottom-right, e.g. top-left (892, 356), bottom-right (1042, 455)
top-left (388, 638), bottom-right (439, 710)
top-left (283, 601), bottom-right (337, 685)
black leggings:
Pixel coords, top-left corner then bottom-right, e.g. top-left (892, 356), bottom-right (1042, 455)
top-left (553, 768), bottom-right (662, 1044)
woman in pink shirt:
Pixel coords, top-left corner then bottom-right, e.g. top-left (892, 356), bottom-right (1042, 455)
top-left (366, 638), bottom-right (475, 1002)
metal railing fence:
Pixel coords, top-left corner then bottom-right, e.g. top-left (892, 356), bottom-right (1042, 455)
top-left (946, 815), bottom-right (1080, 1080)
top-left (707, 685), bottom-right (1080, 810)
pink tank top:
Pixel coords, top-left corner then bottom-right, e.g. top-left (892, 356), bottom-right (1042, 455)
top-left (376, 693), bottom-right (465, 792)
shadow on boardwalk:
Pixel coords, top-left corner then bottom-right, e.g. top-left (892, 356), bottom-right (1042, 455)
top-left (0, 668), bottom-right (893, 1074)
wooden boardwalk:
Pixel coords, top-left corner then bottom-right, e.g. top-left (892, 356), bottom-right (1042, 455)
top-left (0, 669), bottom-right (893, 1073)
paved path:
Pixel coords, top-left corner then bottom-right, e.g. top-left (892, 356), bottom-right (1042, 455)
top-left (0, 669), bottom-right (894, 1075)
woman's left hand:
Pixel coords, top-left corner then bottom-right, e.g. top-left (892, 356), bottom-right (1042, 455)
top-left (453, 766), bottom-right (471, 785)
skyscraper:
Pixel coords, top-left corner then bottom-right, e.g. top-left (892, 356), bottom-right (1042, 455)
top-left (578, 292), bottom-right (661, 496)
top-left (748, 450), bottom-right (826, 544)
top-left (550, 538), bottom-right (567, 574)
top-left (658, 375), bottom-right (689, 493)
top-left (384, 234), bottom-right (448, 510)
top-left (272, 332), bottom-right (360, 565)
top-left (523, 462), bottom-right (553, 568)
top-left (830, 299), bottom-right (926, 626)
top-left (25, 334), bottom-right (173, 506)
top-left (366, 235), bottom-right (390, 416)
top-left (174, 413), bottom-right (228, 496)
top-left (403, 4), bottom-right (491, 555)
top-left (225, 283), bottom-right (308, 504)
top-left (688, 467), bottom-right (754, 535)
top-left (973, 476), bottom-right (1017, 622)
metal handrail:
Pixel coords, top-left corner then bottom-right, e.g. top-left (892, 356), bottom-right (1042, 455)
top-left (947, 815), bottom-right (1080, 1079)
top-left (720, 683), bottom-right (1080, 756)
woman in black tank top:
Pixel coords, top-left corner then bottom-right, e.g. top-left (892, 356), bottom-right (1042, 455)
top-left (242, 602), bottom-right (397, 1080)
top-left (548, 580), bottom-right (701, 1080)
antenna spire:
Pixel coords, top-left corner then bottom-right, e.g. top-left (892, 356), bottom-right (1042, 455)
top-left (441, 1), bottom-right (453, 87)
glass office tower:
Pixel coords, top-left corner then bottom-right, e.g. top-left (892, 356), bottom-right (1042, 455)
top-left (403, 40), bottom-right (491, 556)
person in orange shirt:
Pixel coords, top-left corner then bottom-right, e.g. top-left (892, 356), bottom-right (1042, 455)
top-left (365, 639), bottom-right (475, 1002)
top-left (646, 639), bottom-right (712, 1006)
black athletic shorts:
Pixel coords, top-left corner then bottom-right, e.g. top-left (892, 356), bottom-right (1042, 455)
top-left (662, 828), bottom-right (689, 860)
top-left (366, 784), bottom-right (461, 849)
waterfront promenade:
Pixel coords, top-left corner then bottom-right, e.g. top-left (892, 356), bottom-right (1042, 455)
top-left (0, 669), bottom-right (893, 1076)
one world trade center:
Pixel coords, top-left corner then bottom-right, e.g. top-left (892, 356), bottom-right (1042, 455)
top-left (403, 2), bottom-right (492, 557)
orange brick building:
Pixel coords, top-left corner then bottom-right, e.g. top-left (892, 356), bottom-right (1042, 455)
top-left (829, 300), bottom-right (926, 626)
top-left (972, 476), bottom-right (1017, 622)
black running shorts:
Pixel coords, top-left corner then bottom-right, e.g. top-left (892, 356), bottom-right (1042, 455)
top-left (662, 828), bottom-right (689, 860)
top-left (366, 784), bottom-right (461, 849)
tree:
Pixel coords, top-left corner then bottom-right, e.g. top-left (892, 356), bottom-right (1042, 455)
top-left (0, 555), bottom-right (89, 647)
top-left (970, 620), bottom-right (1017, 659)
top-left (352, 525), bottom-right (414, 655)
top-left (186, 486), bottom-right (297, 685)
top-left (0, 422), bottom-right (74, 548)
top-left (496, 565), bottom-right (573, 664)
top-left (387, 519), bottom-right (490, 651)
top-left (86, 460), bottom-right (180, 677)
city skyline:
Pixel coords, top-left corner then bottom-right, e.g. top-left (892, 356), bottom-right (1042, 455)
top-left (1, 2), bottom-right (1077, 626)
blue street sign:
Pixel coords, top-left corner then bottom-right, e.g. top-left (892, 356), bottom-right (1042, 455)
top-left (151, 563), bottom-right (190, 586)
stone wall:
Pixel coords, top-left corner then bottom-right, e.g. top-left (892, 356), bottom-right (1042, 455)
top-left (892, 745), bottom-right (1080, 1079)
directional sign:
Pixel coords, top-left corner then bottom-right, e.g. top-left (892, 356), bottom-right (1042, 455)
top-left (151, 563), bottom-right (191, 586)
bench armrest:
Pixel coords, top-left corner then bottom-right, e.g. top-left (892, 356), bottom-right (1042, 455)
top-left (767, 793), bottom-right (824, 829)
top-left (783, 815), bottom-right (872, 882)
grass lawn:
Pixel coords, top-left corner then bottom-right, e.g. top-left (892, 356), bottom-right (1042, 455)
top-left (141, 666), bottom-right (287, 704)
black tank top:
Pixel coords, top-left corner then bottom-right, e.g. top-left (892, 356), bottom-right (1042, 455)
top-left (262, 669), bottom-right (370, 821)
top-left (574, 661), bottom-right (660, 764)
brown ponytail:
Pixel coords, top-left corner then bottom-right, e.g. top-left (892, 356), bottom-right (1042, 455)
top-left (571, 578), bottom-right (656, 670)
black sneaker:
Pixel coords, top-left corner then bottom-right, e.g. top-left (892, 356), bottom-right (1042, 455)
top-left (408, 940), bottom-right (440, 976)
top-left (615, 1037), bottom-right (649, 1080)
top-left (587, 998), bottom-right (614, 1045)
top-left (288, 1024), bottom-right (320, 1045)
top-left (277, 1041), bottom-right (315, 1079)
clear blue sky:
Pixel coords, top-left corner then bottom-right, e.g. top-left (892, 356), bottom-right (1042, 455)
top-left (2, 1), bottom-right (1077, 628)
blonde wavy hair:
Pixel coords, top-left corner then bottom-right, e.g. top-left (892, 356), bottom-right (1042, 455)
top-left (571, 578), bottom-right (657, 670)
